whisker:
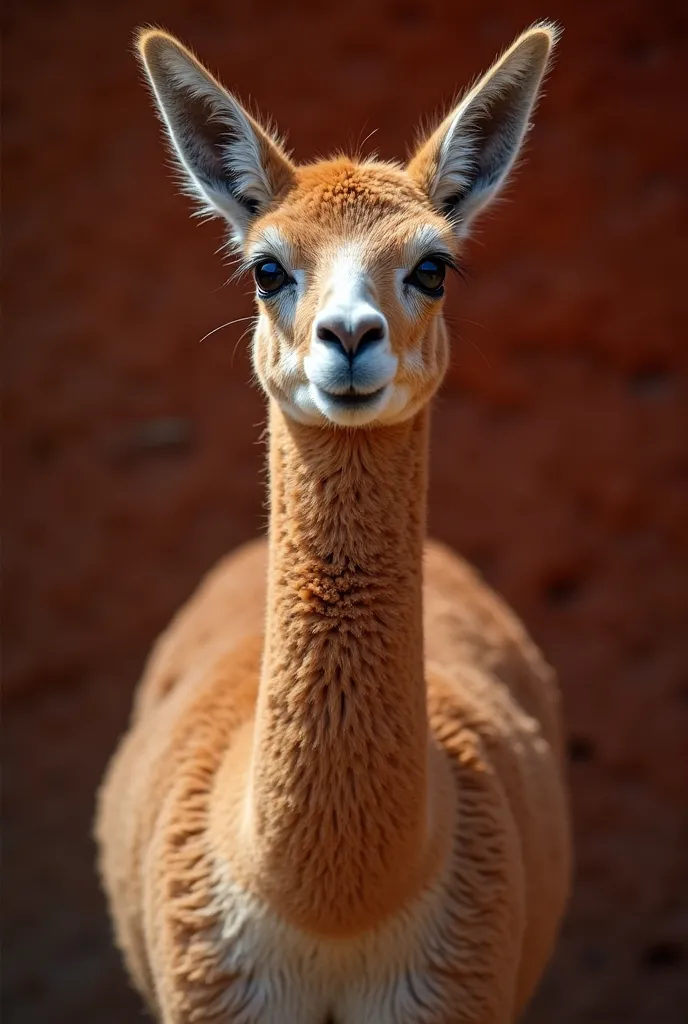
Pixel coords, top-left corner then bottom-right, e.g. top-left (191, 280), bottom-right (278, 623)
top-left (199, 316), bottom-right (257, 344)
top-left (455, 317), bottom-right (490, 332)
top-left (358, 126), bottom-right (379, 152)
top-left (444, 316), bottom-right (491, 367)
top-left (456, 332), bottom-right (492, 368)
top-left (231, 323), bottom-right (257, 367)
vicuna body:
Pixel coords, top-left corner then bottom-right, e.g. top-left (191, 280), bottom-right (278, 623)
top-left (96, 23), bottom-right (571, 1024)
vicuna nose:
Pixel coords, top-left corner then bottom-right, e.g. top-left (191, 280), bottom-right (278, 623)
top-left (315, 311), bottom-right (387, 359)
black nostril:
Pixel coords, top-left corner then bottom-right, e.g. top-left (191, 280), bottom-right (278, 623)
top-left (357, 327), bottom-right (385, 351)
top-left (316, 323), bottom-right (385, 357)
top-left (317, 326), bottom-right (343, 346)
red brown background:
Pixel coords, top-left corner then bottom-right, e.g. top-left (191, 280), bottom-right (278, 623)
top-left (3, 1), bottom-right (687, 1021)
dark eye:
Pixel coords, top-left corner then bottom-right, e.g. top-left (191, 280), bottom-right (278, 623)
top-left (254, 259), bottom-right (288, 295)
top-left (407, 257), bottom-right (446, 295)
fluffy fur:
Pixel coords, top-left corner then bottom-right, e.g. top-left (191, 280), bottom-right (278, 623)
top-left (96, 22), bottom-right (571, 1024)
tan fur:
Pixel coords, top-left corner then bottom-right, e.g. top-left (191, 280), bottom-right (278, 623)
top-left (96, 23), bottom-right (570, 1024)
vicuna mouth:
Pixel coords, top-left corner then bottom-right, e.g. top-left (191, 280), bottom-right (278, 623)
top-left (318, 387), bottom-right (386, 408)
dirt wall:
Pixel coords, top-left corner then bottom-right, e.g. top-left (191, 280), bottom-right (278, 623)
top-left (3, 1), bottom-right (687, 1021)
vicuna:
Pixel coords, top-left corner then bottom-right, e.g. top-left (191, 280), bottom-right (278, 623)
top-left (96, 22), bottom-right (571, 1024)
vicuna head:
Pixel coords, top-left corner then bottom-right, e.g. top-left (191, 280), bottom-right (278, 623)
top-left (139, 24), bottom-right (558, 428)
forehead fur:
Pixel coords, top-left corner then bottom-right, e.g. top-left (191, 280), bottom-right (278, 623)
top-left (288, 159), bottom-right (431, 220)
top-left (249, 158), bottom-right (454, 262)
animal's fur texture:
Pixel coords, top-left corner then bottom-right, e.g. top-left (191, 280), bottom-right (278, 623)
top-left (96, 22), bottom-right (571, 1024)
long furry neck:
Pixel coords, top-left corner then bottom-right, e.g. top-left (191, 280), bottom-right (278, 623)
top-left (248, 402), bottom-right (434, 934)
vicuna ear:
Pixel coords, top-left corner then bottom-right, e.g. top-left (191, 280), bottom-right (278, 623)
top-left (137, 29), bottom-right (295, 241)
top-left (407, 23), bottom-right (559, 235)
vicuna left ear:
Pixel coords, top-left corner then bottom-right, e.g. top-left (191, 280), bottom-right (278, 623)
top-left (408, 23), bottom-right (559, 235)
top-left (136, 29), bottom-right (294, 242)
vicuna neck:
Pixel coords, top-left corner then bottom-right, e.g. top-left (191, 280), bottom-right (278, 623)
top-left (246, 402), bottom-right (446, 935)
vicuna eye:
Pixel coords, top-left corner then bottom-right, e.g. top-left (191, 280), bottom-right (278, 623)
top-left (407, 257), bottom-right (446, 296)
top-left (254, 260), bottom-right (288, 295)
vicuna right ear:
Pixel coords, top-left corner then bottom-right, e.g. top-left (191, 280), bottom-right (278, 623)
top-left (137, 29), bottom-right (294, 242)
top-left (408, 23), bottom-right (559, 236)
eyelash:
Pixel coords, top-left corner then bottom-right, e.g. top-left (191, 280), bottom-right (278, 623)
top-left (246, 253), bottom-right (287, 272)
top-left (414, 253), bottom-right (463, 277)
top-left (401, 253), bottom-right (465, 300)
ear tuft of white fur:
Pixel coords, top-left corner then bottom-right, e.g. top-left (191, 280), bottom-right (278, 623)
top-left (408, 22), bottom-right (560, 235)
top-left (136, 28), bottom-right (294, 242)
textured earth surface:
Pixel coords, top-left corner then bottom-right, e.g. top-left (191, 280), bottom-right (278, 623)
top-left (3, 1), bottom-right (687, 1021)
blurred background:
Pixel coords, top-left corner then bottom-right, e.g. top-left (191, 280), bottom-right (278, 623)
top-left (3, 0), bottom-right (687, 1021)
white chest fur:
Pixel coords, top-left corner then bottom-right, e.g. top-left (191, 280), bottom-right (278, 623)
top-left (206, 868), bottom-right (454, 1024)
